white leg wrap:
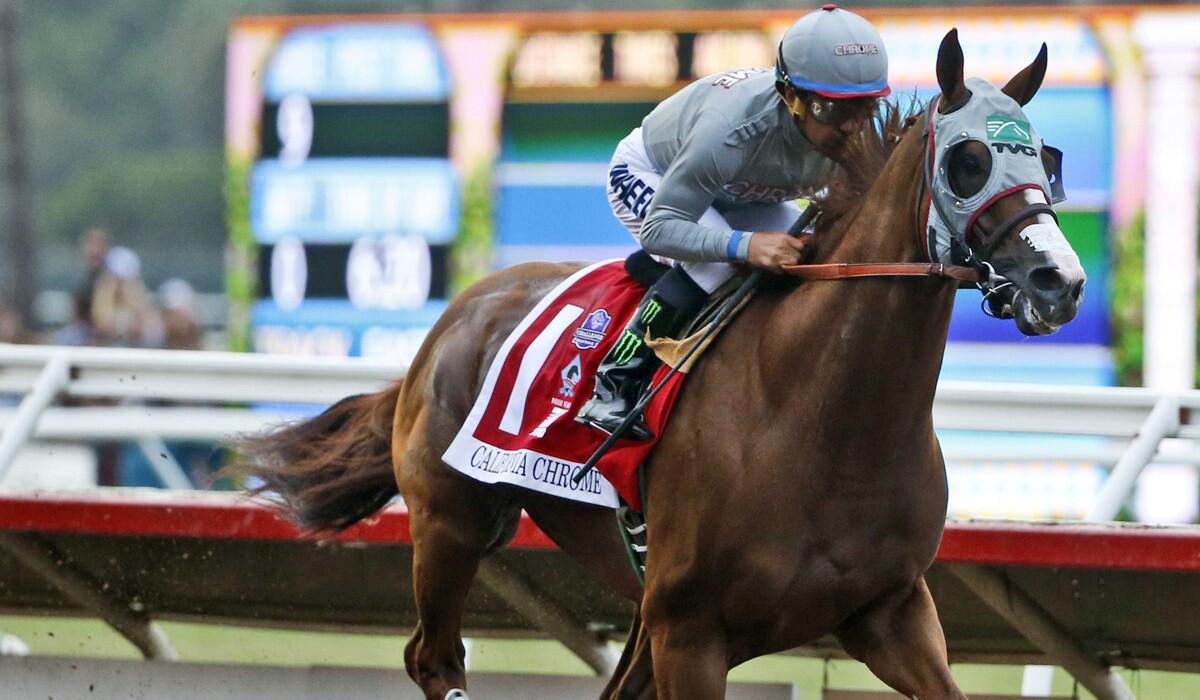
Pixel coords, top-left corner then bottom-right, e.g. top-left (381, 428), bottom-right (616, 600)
top-left (445, 690), bottom-right (469, 700)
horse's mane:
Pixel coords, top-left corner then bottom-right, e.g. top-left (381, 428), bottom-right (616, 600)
top-left (815, 99), bottom-right (924, 232)
top-left (756, 100), bottom-right (923, 296)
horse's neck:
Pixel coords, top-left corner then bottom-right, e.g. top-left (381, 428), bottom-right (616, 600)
top-left (823, 135), bottom-right (928, 265)
top-left (763, 133), bottom-right (957, 444)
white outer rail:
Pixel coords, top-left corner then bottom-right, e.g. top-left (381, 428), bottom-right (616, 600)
top-left (0, 344), bottom-right (404, 485)
top-left (0, 351), bottom-right (69, 475)
top-left (2, 342), bottom-right (1199, 506)
top-left (0, 343), bottom-right (402, 405)
top-left (5, 406), bottom-right (1200, 467)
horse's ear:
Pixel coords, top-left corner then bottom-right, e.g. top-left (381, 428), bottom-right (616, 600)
top-left (936, 29), bottom-right (970, 112)
top-left (1002, 43), bottom-right (1048, 106)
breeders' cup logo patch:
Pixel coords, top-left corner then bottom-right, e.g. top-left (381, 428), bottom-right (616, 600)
top-left (986, 115), bottom-right (1033, 145)
top-left (559, 354), bottom-right (583, 398)
top-left (572, 309), bottom-right (612, 350)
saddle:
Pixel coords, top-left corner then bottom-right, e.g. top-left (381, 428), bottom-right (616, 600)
top-left (624, 250), bottom-right (753, 371)
top-left (441, 256), bottom-right (742, 515)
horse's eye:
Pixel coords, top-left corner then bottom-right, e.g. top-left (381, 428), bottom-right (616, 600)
top-left (947, 142), bottom-right (992, 198)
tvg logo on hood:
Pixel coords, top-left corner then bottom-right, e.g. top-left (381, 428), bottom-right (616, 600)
top-left (986, 115), bottom-right (1033, 144)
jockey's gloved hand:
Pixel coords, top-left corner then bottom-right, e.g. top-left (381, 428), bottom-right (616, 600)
top-left (746, 231), bottom-right (814, 272)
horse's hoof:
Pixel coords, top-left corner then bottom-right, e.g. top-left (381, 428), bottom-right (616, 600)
top-left (445, 690), bottom-right (469, 700)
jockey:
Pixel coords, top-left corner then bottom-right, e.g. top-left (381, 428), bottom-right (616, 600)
top-left (576, 4), bottom-right (890, 440)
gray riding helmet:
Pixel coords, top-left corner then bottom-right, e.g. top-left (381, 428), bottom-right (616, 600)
top-left (775, 4), bottom-right (891, 98)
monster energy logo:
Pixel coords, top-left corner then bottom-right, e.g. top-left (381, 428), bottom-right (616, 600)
top-left (611, 329), bottom-right (644, 365)
top-left (640, 299), bottom-right (663, 325)
top-left (986, 115), bottom-right (1032, 144)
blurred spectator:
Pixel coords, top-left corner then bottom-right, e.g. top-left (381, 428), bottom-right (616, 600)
top-left (158, 278), bottom-right (201, 350)
top-left (51, 293), bottom-right (97, 346)
top-left (0, 303), bottom-right (37, 344)
top-left (74, 227), bottom-right (111, 325)
top-left (91, 246), bottom-right (163, 348)
top-left (159, 277), bottom-right (217, 485)
top-left (1, 304), bottom-right (38, 409)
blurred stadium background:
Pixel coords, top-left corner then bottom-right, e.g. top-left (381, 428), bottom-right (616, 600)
top-left (1, 1), bottom-right (1200, 698)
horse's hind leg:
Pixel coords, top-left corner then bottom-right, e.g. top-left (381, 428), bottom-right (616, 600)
top-left (402, 458), bottom-right (516, 700)
top-left (405, 521), bottom-right (476, 698)
top-left (835, 577), bottom-right (968, 700)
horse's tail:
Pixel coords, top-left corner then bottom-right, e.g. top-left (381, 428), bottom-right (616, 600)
top-left (233, 382), bottom-right (403, 533)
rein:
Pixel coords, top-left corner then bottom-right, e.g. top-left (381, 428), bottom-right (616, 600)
top-left (780, 261), bottom-right (982, 283)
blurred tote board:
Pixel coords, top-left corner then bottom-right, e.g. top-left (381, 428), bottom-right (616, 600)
top-left (226, 8), bottom-right (1126, 371)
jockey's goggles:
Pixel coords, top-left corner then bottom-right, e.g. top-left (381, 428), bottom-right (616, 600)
top-left (803, 92), bottom-right (878, 126)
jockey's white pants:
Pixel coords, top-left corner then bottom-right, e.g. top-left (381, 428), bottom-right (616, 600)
top-left (608, 127), bottom-right (801, 293)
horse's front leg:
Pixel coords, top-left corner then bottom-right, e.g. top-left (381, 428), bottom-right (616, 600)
top-left (602, 604), bottom-right (656, 699)
top-left (835, 576), bottom-right (968, 700)
top-left (642, 587), bottom-right (729, 700)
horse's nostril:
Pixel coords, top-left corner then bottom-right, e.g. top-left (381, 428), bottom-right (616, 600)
top-left (1029, 267), bottom-right (1065, 294)
top-left (1070, 279), bottom-right (1085, 301)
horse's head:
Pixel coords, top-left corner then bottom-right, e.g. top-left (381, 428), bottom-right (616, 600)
top-left (925, 29), bottom-right (1084, 336)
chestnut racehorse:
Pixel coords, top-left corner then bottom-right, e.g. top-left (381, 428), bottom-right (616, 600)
top-left (239, 31), bottom-right (1083, 700)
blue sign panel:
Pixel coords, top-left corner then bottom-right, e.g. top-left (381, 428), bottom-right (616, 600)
top-left (250, 158), bottom-right (459, 245)
top-left (265, 24), bottom-right (449, 101)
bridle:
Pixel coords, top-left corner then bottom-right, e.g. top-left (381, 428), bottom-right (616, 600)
top-left (783, 95), bottom-right (1057, 319)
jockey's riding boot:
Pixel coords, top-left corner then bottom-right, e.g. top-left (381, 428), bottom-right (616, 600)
top-left (576, 265), bottom-right (708, 441)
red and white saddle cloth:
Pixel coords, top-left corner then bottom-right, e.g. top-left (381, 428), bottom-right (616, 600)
top-left (442, 260), bottom-right (688, 511)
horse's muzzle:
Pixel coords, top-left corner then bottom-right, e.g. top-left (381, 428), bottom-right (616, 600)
top-left (1013, 266), bottom-right (1085, 335)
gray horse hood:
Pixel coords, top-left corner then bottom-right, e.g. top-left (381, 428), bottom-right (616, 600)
top-left (925, 78), bottom-right (1064, 264)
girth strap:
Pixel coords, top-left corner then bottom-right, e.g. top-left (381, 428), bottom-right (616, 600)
top-left (780, 261), bottom-right (984, 283)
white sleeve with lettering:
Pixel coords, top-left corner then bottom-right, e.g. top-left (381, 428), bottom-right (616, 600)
top-left (638, 110), bottom-right (750, 263)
